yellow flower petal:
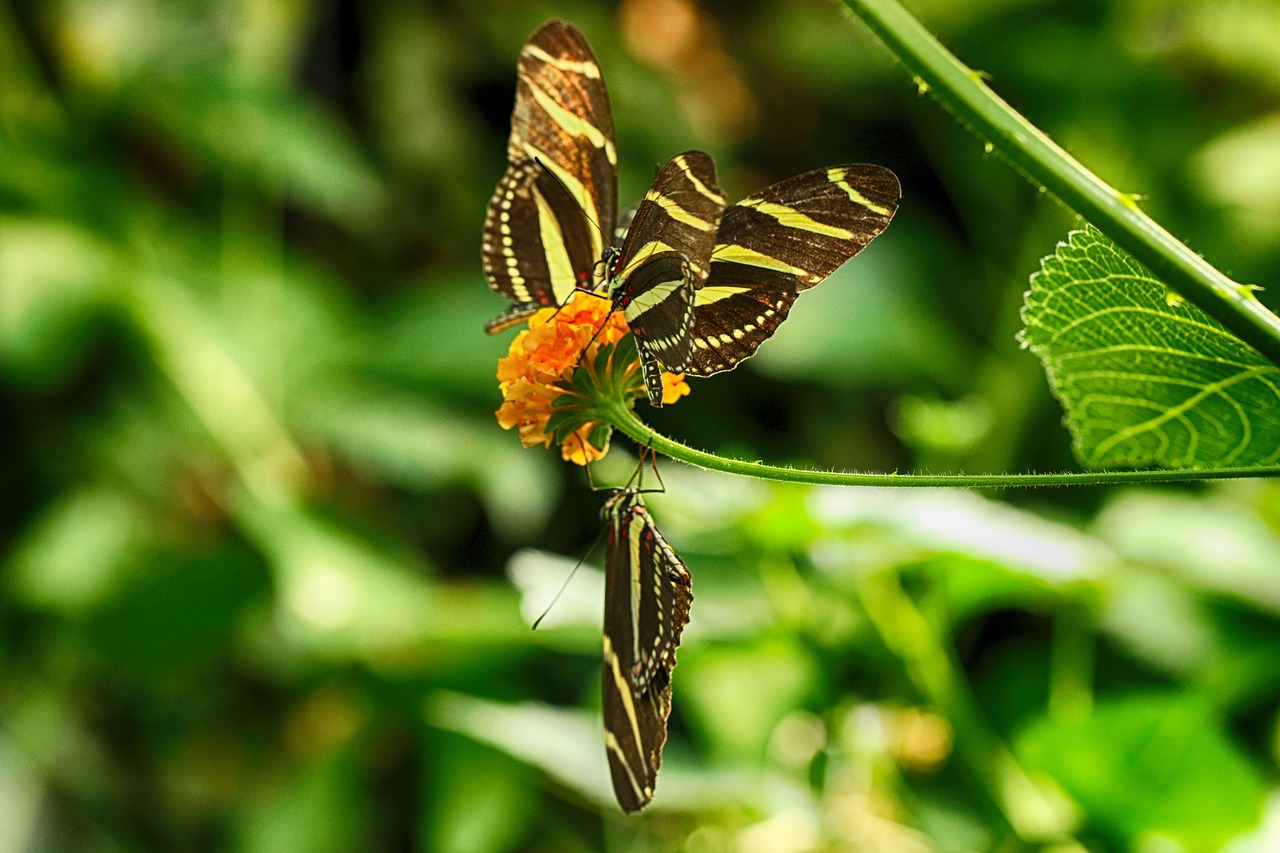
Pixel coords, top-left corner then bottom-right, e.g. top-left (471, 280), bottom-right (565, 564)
top-left (661, 372), bottom-right (691, 405)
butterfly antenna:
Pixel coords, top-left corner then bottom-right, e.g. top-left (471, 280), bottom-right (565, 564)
top-left (531, 524), bottom-right (608, 630)
top-left (534, 157), bottom-right (610, 272)
top-left (533, 434), bottom-right (605, 630)
top-left (531, 157), bottom-right (615, 336)
top-left (573, 312), bottom-right (619, 371)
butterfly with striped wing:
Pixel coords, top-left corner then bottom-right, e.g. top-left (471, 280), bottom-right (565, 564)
top-left (597, 451), bottom-right (692, 812)
top-left (688, 164), bottom-right (900, 374)
top-left (482, 20), bottom-right (725, 407)
top-left (482, 20), bottom-right (901, 406)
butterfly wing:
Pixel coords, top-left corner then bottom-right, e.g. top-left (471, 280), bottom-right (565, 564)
top-left (686, 164), bottom-right (900, 374)
top-left (609, 151), bottom-right (726, 404)
top-left (601, 488), bottom-right (693, 813)
top-left (482, 21), bottom-right (618, 332)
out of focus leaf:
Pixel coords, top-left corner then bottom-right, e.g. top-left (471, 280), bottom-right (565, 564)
top-left (922, 552), bottom-right (1070, 628)
top-left (1224, 792), bottom-right (1280, 853)
top-left (1133, 0), bottom-right (1280, 90)
top-left (371, 276), bottom-right (516, 396)
top-left (1099, 570), bottom-right (1213, 677)
top-left (427, 692), bottom-right (608, 808)
top-left (298, 385), bottom-right (558, 538)
top-left (505, 549), bottom-right (601, 637)
top-left (1021, 227), bottom-right (1280, 468)
top-left (891, 394), bottom-right (994, 457)
top-left (0, 218), bottom-right (117, 383)
top-left (237, 752), bottom-right (364, 853)
top-left (1196, 115), bottom-right (1280, 221)
top-left (809, 486), bottom-right (1111, 584)
top-left (134, 74), bottom-right (383, 224)
top-left (83, 544), bottom-right (269, 674)
top-left (748, 248), bottom-right (970, 389)
top-left (427, 691), bottom-right (752, 814)
top-left (236, 499), bottom-right (531, 663)
top-left (680, 638), bottom-right (818, 760)
top-left (1016, 693), bottom-right (1267, 849)
top-left (1093, 489), bottom-right (1280, 613)
top-left (6, 485), bottom-right (150, 614)
top-left (0, 738), bottom-right (41, 853)
top-left (422, 732), bottom-right (536, 853)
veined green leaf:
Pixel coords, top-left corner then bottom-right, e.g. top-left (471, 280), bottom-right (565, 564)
top-left (1021, 226), bottom-right (1280, 468)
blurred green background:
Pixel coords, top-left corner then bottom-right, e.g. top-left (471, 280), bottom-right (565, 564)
top-left (3, 0), bottom-right (1280, 850)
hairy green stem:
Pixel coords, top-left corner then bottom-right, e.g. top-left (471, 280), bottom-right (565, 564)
top-left (608, 403), bottom-right (1280, 487)
top-left (839, 0), bottom-right (1280, 368)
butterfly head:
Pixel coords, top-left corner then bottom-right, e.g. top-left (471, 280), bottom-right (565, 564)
top-left (598, 245), bottom-right (623, 296)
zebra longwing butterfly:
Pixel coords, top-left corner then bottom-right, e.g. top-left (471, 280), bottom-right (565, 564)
top-left (599, 455), bottom-right (692, 812)
top-left (482, 20), bottom-right (615, 333)
top-left (606, 151), bottom-right (725, 406)
top-left (482, 20), bottom-right (900, 401)
top-left (482, 20), bottom-right (725, 407)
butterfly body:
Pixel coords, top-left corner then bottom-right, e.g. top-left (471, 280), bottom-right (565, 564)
top-left (606, 150), bottom-right (726, 404)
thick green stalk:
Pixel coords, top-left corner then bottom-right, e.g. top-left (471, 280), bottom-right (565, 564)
top-left (607, 403), bottom-right (1280, 487)
top-left (840, 0), bottom-right (1280, 368)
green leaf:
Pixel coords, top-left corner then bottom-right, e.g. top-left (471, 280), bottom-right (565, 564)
top-left (6, 485), bottom-right (150, 615)
top-left (545, 404), bottom-right (590, 447)
top-left (1015, 693), bottom-right (1266, 849)
top-left (426, 692), bottom-right (609, 807)
top-left (133, 73), bottom-right (383, 225)
top-left (679, 638), bottom-right (819, 760)
top-left (0, 218), bottom-right (117, 384)
top-left (421, 732), bottom-right (536, 853)
top-left (1021, 226), bottom-right (1280, 468)
top-left (236, 750), bottom-right (364, 853)
top-left (82, 545), bottom-right (269, 676)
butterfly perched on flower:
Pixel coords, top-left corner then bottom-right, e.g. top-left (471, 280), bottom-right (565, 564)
top-left (482, 20), bottom-right (900, 407)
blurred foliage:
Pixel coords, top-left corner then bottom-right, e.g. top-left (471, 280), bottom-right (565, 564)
top-left (2, 0), bottom-right (1279, 851)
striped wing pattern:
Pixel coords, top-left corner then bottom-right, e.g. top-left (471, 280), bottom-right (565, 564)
top-left (600, 488), bottom-right (693, 813)
top-left (609, 151), bottom-right (727, 405)
top-left (686, 164), bottom-right (901, 374)
top-left (481, 21), bottom-right (617, 333)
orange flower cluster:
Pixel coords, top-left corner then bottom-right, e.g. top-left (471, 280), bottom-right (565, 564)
top-left (495, 292), bottom-right (690, 464)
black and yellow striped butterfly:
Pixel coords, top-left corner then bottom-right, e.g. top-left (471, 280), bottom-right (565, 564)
top-left (603, 150), bottom-right (726, 406)
top-left (598, 454), bottom-right (692, 813)
top-left (481, 21), bottom-right (725, 406)
top-left (481, 20), bottom-right (900, 403)
top-left (481, 20), bottom-right (616, 334)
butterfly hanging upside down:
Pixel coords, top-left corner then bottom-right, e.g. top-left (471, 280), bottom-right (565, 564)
top-left (596, 448), bottom-right (692, 813)
top-left (481, 19), bottom-right (901, 408)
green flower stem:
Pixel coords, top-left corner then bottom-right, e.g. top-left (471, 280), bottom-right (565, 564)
top-left (840, 0), bottom-right (1280, 369)
top-left (607, 402), bottom-right (1280, 487)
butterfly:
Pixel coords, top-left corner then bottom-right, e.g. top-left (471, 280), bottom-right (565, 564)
top-left (598, 451), bottom-right (692, 812)
top-left (482, 20), bottom-right (900, 403)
